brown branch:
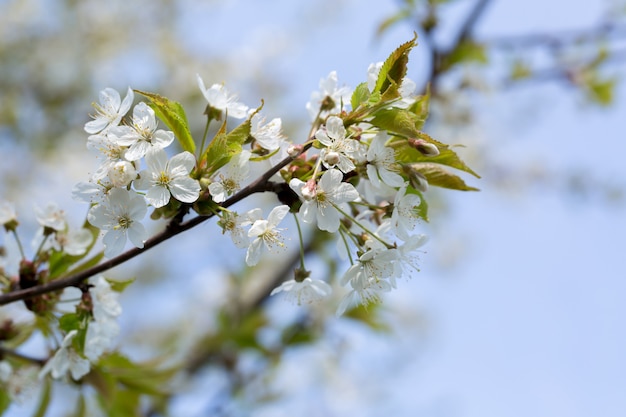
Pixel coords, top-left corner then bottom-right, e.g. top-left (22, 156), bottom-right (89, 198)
top-left (423, 0), bottom-right (492, 94)
top-left (0, 143), bottom-right (312, 306)
top-left (483, 22), bottom-right (626, 50)
top-left (0, 345), bottom-right (47, 366)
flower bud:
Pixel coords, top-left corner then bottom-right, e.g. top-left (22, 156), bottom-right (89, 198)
top-left (287, 144), bottom-right (303, 157)
top-left (301, 180), bottom-right (317, 201)
top-left (108, 161), bottom-right (137, 187)
top-left (324, 151), bottom-right (340, 167)
top-left (409, 138), bottom-right (440, 157)
top-left (402, 164), bottom-right (429, 192)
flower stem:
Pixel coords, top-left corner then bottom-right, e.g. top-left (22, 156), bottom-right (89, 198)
top-left (330, 202), bottom-right (393, 249)
top-left (11, 229), bottom-right (26, 260)
top-left (292, 213), bottom-right (306, 270)
top-left (198, 117), bottom-right (213, 159)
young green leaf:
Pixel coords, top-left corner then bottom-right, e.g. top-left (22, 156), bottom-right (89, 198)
top-left (410, 162), bottom-right (479, 191)
top-left (351, 82), bottom-right (371, 110)
top-left (134, 90), bottom-right (196, 154)
top-left (202, 113), bottom-right (254, 177)
top-left (373, 33), bottom-right (417, 100)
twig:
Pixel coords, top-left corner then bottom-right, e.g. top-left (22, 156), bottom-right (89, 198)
top-left (0, 345), bottom-right (47, 366)
top-left (0, 143), bottom-right (312, 306)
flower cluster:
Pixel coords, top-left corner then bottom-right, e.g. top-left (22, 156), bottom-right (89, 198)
top-left (209, 58), bottom-right (440, 314)
top-left (39, 275), bottom-right (122, 381)
top-left (75, 87), bottom-right (202, 258)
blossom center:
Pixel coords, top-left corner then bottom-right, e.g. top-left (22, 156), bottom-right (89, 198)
top-left (115, 215), bottom-right (133, 230)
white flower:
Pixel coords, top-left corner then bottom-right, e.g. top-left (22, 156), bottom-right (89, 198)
top-left (90, 275), bottom-right (122, 322)
top-left (0, 202), bottom-right (17, 226)
top-left (134, 149), bottom-right (200, 208)
top-left (316, 116), bottom-right (359, 173)
top-left (366, 132), bottom-right (404, 189)
top-left (108, 160), bottom-right (137, 188)
top-left (245, 205), bottom-right (289, 266)
top-left (336, 247), bottom-right (398, 315)
top-left (39, 330), bottom-right (90, 381)
top-left (87, 188), bottom-right (148, 258)
top-left (0, 362), bottom-right (38, 404)
top-left (84, 87), bottom-right (134, 134)
top-left (83, 276), bottom-right (121, 361)
top-left (109, 102), bottom-right (175, 161)
top-left (35, 227), bottom-right (93, 256)
top-left (72, 179), bottom-right (112, 204)
top-left (250, 112), bottom-right (283, 150)
top-left (86, 134), bottom-right (128, 181)
top-left (270, 278), bottom-right (332, 305)
top-left (34, 203), bottom-right (66, 231)
top-left (289, 169), bottom-right (359, 233)
top-left (306, 71), bottom-right (352, 121)
top-left (0, 361), bottom-right (10, 382)
top-left (394, 234), bottom-right (428, 278)
top-left (197, 75), bottom-right (248, 119)
top-left (218, 208), bottom-right (262, 249)
top-left (208, 150), bottom-right (251, 203)
top-left (391, 182), bottom-right (424, 241)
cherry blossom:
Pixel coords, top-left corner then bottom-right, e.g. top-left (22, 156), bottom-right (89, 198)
top-left (39, 330), bottom-right (90, 381)
top-left (87, 188), bottom-right (147, 257)
top-left (316, 116), bottom-right (359, 173)
top-left (289, 169), bottom-right (359, 233)
top-left (197, 75), bottom-right (248, 119)
top-left (109, 102), bottom-right (175, 161)
top-left (84, 87), bottom-right (134, 134)
top-left (245, 205), bottom-right (290, 266)
top-left (270, 277), bottom-right (332, 305)
top-left (134, 149), bottom-right (201, 208)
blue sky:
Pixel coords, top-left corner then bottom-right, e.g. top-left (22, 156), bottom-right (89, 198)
top-left (2, 0), bottom-right (625, 415)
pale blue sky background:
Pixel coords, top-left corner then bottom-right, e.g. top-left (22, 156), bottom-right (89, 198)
top-left (2, 0), bottom-right (625, 416)
top-left (168, 1), bottom-right (626, 416)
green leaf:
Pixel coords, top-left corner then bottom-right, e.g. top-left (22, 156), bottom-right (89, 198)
top-left (411, 162), bottom-right (479, 191)
top-left (510, 60), bottom-right (532, 80)
top-left (106, 278), bottom-right (135, 293)
top-left (373, 34), bottom-right (417, 100)
top-left (585, 76), bottom-right (615, 106)
top-left (58, 313), bottom-right (81, 333)
top-left (32, 377), bottom-right (51, 417)
top-left (371, 108), bottom-right (419, 137)
top-left (0, 389), bottom-right (10, 415)
top-left (441, 40), bottom-right (487, 71)
top-left (96, 352), bottom-right (177, 397)
top-left (406, 89), bottom-right (430, 130)
top-left (395, 134), bottom-right (480, 179)
top-left (71, 394), bottom-right (87, 417)
top-left (202, 114), bottom-right (253, 177)
top-left (134, 89), bottom-right (195, 153)
top-left (60, 251), bottom-right (105, 280)
top-left (376, 9), bottom-right (412, 38)
top-left (350, 82), bottom-right (371, 110)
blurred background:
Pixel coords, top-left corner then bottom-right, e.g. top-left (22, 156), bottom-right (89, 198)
top-left (1, 0), bottom-right (625, 416)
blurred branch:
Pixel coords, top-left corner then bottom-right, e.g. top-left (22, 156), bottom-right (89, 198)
top-left (425, 0), bottom-right (492, 93)
top-left (0, 345), bottom-right (46, 366)
top-left (483, 22), bottom-right (626, 49)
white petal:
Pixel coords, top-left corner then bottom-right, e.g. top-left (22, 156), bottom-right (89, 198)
top-left (267, 205), bottom-right (289, 227)
top-left (170, 177), bottom-right (201, 203)
top-left (245, 238), bottom-right (263, 266)
top-left (146, 186), bottom-right (171, 208)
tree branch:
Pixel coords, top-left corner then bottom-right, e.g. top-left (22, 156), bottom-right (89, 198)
top-left (0, 345), bottom-right (47, 366)
top-left (0, 143), bottom-right (312, 306)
